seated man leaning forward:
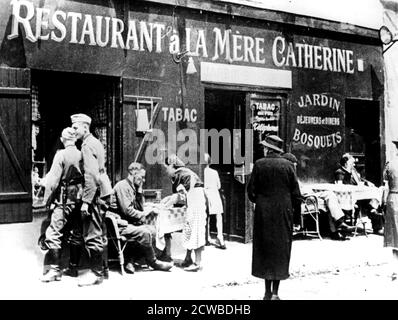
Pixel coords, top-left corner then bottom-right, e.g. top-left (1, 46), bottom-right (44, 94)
top-left (111, 162), bottom-right (173, 273)
top-left (283, 153), bottom-right (355, 241)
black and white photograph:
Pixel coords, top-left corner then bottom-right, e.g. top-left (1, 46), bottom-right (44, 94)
top-left (0, 0), bottom-right (398, 304)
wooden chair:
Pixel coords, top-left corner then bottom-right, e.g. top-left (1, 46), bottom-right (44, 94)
top-left (104, 213), bottom-right (136, 275)
top-left (295, 195), bottom-right (322, 240)
top-left (352, 205), bottom-right (368, 237)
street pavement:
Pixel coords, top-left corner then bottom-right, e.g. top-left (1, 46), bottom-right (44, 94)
top-left (0, 213), bottom-right (397, 300)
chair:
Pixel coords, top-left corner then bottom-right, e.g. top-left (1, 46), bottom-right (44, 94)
top-left (105, 213), bottom-right (136, 275)
top-left (352, 205), bottom-right (368, 237)
top-left (295, 195), bottom-right (322, 240)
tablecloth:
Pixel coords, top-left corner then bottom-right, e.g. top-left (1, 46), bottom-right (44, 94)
top-left (145, 203), bottom-right (187, 250)
top-left (309, 183), bottom-right (385, 211)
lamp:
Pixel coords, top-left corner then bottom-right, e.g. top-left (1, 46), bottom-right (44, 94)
top-left (186, 57), bottom-right (197, 74)
top-left (379, 25), bottom-right (398, 54)
top-left (172, 50), bottom-right (197, 74)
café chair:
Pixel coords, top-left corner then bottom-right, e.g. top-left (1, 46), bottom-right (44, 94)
top-left (352, 205), bottom-right (368, 237)
top-left (104, 212), bottom-right (136, 275)
top-left (295, 195), bottom-right (322, 240)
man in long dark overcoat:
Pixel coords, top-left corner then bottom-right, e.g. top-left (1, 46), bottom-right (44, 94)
top-left (247, 135), bottom-right (302, 300)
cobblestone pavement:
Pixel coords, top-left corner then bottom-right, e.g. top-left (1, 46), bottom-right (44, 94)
top-left (199, 263), bottom-right (398, 300)
top-left (1, 216), bottom-right (397, 300)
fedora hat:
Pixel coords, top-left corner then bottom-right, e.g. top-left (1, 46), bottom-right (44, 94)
top-left (260, 135), bottom-right (284, 153)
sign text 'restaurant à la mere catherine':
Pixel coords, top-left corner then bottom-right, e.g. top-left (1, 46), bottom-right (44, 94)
top-left (8, 0), bottom-right (357, 74)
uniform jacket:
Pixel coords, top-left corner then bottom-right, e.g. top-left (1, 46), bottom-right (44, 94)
top-left (81, 133), bottom-right (106, 204)
top-left (43, 145), bottom-right (83, 205)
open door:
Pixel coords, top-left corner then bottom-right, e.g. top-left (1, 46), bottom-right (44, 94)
top-left (0, 67), bottom-right (31, 223)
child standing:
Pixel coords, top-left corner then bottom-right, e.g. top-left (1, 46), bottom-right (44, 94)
top-left (204, 153), bottom-right (226, 249)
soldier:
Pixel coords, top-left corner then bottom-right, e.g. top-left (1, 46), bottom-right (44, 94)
top-left (41, 127), bottom-right (84, 282)
top-left (71, 113), bottom-right (107, 286)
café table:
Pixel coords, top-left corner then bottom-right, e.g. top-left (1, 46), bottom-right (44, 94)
top-left (145, 203), bottom-right (187, 250)
top-left (307, 183), bottom-right (385, 236)
top-left (309, 183), bottom-right (384, 211)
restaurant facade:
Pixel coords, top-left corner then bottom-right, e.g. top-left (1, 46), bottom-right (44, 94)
top-left (0, 0), bottom-right (385, 242)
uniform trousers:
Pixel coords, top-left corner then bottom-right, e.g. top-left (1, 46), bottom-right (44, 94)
top-left (82, 200), bottom-right (104, 254)
top-left (45, 203), bottom-right (83, 250)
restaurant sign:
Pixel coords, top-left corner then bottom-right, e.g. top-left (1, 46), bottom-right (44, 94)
top-left (7, 0), bottom-right (359, 74)
top-left (292, 93), bottom-right (343, 149)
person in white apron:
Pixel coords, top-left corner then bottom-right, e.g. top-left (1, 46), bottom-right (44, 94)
top-left (204, 153), bottom-right (226, 249)
top-left (164, 155), bottom-right (207, 272)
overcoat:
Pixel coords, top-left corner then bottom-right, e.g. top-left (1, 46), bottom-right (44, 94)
top-left (383, 161), bottom-right (398, 249)
top-left (247, 153), bottom-right (302, 280)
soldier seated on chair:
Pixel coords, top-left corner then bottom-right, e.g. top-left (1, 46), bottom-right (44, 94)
top-left (111, 162), bottom-right (173, 274)
top-left (283, 153), bottom-right (355, 241)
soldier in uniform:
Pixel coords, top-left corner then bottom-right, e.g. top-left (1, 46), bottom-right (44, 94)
top-left (40, 127), bottom-right (84, 282)
top-left (71, 113), bottom-right (108, 286)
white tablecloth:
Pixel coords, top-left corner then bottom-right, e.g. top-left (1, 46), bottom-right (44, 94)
top-left (145, 203), bottom-right (187, 250)
top-left (309, 183), bottom-right (385, 211)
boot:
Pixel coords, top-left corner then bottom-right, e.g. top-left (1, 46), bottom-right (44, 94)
top-left (124, 262), bottom-right (135, 274)
top-left (78, 251), bottom-right (104, 287)
top-left (158, 234), bottom-right (173, 262)
top-left (145, 247), bottom-right (173, 271)
top-left (149, 259), bottom-right (173, 271)
top-left (41, 249), bottom-right (62, 282)
top-left (63, 244), bottom-right (81, 278)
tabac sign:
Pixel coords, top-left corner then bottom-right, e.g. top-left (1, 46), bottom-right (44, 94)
top-left (7, 0), bottom-right (361, 74)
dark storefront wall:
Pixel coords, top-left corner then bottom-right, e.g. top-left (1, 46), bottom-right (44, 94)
top-left (0, 0), bottom-right (384, 181)
top-left (0, 0), bottom-right (384, 237)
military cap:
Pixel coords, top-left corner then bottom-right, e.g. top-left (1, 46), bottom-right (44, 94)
top-left (70, 113), bottom-right (92, 125)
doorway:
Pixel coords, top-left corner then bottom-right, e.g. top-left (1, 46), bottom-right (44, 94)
top-left (345, 99), bottom-right (381, 184)
top-left (31, 70), bottom-right (119, 208)
top-left (204, 88), bottom-right (288, 242)
top-left (204, 88), bottom-right (248, 242)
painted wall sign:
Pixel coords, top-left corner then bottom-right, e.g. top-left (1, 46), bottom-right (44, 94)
top-left (6, 0), bottom-right (361, 74)
top-left (272, 36), bottom-right (355, 74)
top-left (291, 93), bottom-right (343, 149)
top-left (161, 107), bottom-right (197, 122)
top-left (7, 0), bottom-right (267, 64)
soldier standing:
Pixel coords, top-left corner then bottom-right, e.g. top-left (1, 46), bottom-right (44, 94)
top-left (41, 128), bottom-right (84, 282)
top-left (71, 113), bottom-right (107, 286)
